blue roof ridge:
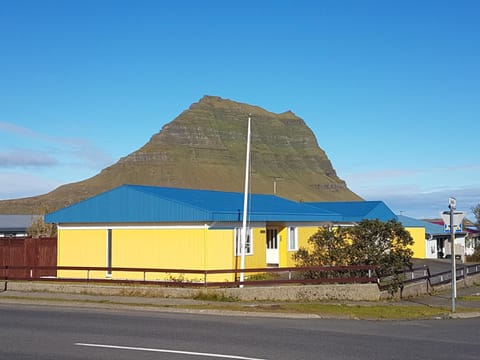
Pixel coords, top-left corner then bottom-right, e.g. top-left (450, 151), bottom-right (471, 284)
top-left (125, 184), bottom-right (218, 214)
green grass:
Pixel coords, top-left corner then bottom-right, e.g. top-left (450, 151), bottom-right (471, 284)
top-left (0, 294), bottom-right (472, 320)
top-left (177, 302), bottom-right (451, 320)
top-left (272, 303), bottom-right (450, 319)
top-left (458, 295), bottom-right (480, 302)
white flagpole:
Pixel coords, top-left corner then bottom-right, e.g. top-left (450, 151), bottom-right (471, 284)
top-left (239, 114), bottom-right (252, 287)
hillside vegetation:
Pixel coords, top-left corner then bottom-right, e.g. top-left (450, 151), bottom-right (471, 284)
top-left (0, 96), bottom-right (361, 214)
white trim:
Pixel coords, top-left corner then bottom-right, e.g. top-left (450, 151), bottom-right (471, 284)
top-left (283, 221), bottom-right (331, 227)
top-left (234, 227), bottom-right (253, 256)
top-left (57, 225), bottom-right (208, 230)
top-left (266, 227), bottom-right (280, 264)
top-left (287, 226), bottom-right (298, 251)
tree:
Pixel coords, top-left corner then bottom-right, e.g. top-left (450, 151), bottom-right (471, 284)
top-left (468, 204), bottom-right (480, 262)
top-left (294, 219), bottom-right (414, 293)
top-left (348, 219), bottom-right (414, 291)
top-left (27, 214), bottom-right (57, 238)
top-left (473, 204), bottom-right (480, 228)
top-left (293, 226), bottom-right (350, 266)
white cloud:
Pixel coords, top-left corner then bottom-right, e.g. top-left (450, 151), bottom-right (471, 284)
top-left (341, 162), bottom-right (480, 220)
top-left (0, 172), bottom-right (61, 200)
top-left (0, 120), bottom-right (115, 171)
top-left (0, 121), bottom-right (116, 199)
top-left (0, 148), bottom-right (57, 168)
top-left (0, 122), bottom-right (39, 138)
top-left (355, 184), bottom-right (480, 220)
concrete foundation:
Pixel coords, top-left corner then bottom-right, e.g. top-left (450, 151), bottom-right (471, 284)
top-left (3, 281), bottom-right (381, 302)
top-left (3, 272), bottom-right (480, 302)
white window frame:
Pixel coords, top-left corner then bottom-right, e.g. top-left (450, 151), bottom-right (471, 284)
top-left (287, 226), bottom-right (298, 251)
top-left (234, 227), bottom-right (253, 256)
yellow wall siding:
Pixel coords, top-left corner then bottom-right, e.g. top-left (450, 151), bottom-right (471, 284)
top-left (276, 226), bottom-right (325, 268)
top-left (205, 229), bottom-right (234, 269)
top-left (283, 226), bottom-right (321, 267)
top-left (298, 226), bottom-right (320, 249)
top-left (205, 228), bottom-right (236, 282)
top-left (405, 227), bottom-right (426, 259)
top-left (248, 227), bottom-right (267, 268)
top-left (57, 228), bottom-right (107, 279)
top-left (278, 227), bottom-right (288, 266)
top-left (57, 226), bottom-right (244, 282)
top-left (113, 228), bottom-right (205, 269)
top-left (110, 228), bottom-right (206, 281)
top-left (59, 224), bottom-right (353, 281)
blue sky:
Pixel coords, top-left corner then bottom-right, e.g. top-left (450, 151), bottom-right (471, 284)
top-left (0, 0), bottom-right (479, 219)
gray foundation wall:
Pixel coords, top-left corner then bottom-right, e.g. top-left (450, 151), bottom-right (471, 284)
top-left (4, 281), bottom-right (381, 301)
top-left (4, 272), bottom-right (480, 302)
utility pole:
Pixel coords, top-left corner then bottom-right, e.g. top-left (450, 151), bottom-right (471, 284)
top-left (272, 177), bottom-right (283, 195)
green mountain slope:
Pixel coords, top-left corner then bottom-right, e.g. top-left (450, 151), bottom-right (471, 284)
top-left (0, 96), bottom-right (362, 214)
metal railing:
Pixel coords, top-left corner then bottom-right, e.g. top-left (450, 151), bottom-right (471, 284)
top-left (5, 263), bottom-right (477, 290)
top-left (399, 263), bottom-right (480, 289)
top-left (0, 264), bottom-right (378, 288)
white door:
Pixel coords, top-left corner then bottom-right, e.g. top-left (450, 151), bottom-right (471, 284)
top-left (266, 228), bottom-right (279, 265)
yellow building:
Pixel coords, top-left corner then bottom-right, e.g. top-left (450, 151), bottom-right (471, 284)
top-left (47, 185), bottom-right (436, 282)
top-left (45, 185), bottom-right (341, 282)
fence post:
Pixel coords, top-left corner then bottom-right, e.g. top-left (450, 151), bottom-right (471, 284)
top-left (204, 271), bottom-right (207, 288)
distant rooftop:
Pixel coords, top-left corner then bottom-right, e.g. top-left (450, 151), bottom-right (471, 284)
top-left (0, 214), bottom-right (39, 232)
top-left (396, 215), bottom-right (446, 235)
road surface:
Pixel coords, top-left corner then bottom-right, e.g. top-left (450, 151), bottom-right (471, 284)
top-left (0, 304), bottom-right (479, 359)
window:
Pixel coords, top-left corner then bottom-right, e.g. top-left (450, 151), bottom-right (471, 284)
top-left (288, 226), bottom-right (298, 251)
top-left (234, 227), bottom-right (253, 256)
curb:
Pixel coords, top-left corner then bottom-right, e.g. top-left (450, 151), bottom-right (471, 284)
top-left (2, 290), bottom-right (480, 320)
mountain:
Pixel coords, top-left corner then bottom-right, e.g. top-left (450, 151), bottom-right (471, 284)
top-left (0, 95), bottom-right (362, 214)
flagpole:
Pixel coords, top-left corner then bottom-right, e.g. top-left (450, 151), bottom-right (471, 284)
top-left (239, 114), bottom-right (251, 287)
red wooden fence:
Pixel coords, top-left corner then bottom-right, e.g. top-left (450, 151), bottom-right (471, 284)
top-left (0, 237), bottom-right (57, 278)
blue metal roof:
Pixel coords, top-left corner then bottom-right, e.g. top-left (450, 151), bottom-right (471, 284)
top-left (396, 215), bottom-right (446, 235)
top-left (305, 201), bottom-right (397, 222)
top-left (45, 184), bottom-right (342, 224)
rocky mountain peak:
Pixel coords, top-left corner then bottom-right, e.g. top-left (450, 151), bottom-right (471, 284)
top-left (0, 96), bottom-right (361, 214)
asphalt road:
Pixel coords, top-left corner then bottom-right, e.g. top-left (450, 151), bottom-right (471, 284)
top-left (0, 304), bottom-right (479, 360)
